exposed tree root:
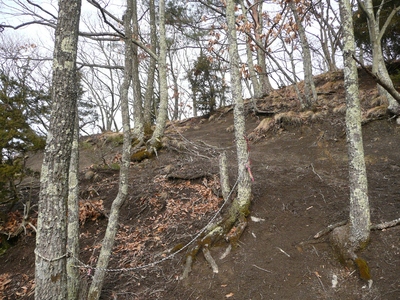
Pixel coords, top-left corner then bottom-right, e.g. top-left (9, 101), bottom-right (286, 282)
top-left (180, 152), bottom-right (250, 279)
top-left (370, 217), bottom-right (400, 230)
top-left (300, 217), bottom-right (400, 288)
top-left (311, 217), bottom-right (400, 240)
top-left (180, 211), bottom-right (248, 279)
top-left (313, 220), bottom-right (348, 239)
top-left (202, 246), bottom-right (218, 274)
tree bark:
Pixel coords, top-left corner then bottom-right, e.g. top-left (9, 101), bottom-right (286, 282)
top-left (288, 0), bottom-right (317, 109)
top-left (254, 1), bottom-right (272, 96)
top-left (67, 110), bottom-right (81, 300)
top-left (143, 0), bottom-right (157, 134)
top-left (226, 0), bottom-right (252, 219)
top-left (239, 0), bottom-right (263, 99)
top-left (338, 0), bottom-right (370, 255)
top-left (34, 0), bottom-right (81, 299)
top-left (87, 2), bottom-right (133, 298)
top-left (131, 0), bottom-right (144, 140)
top-left (149, 0), bottom-right (168, 149)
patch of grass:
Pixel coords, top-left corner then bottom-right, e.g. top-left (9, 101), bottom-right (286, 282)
top-left (80, 140), bottom-right (93, 150)
top-left (105, 133), bottom-right (123, 146)
top-left (109, 163), bottom-right (120, 170)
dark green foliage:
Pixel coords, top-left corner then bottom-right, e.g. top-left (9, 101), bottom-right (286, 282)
top-left (354, 0), bottom-right (400, 61)
top-left (187, 52), bottom-right (229, 114)
top-left (164, 0), bottom-right (205, 41)
top-left (0, 72), bottom-right (46, 204)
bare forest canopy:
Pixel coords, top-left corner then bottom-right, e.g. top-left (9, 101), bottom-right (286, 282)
top-left (0, 0), bottom-right (399, 137)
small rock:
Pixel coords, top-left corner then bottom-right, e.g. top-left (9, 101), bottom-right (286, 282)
top-left (84, 170), bottom-right (95, 180)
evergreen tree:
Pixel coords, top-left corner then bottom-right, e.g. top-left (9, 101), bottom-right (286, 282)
top-left (354, 0), bottom-right (400, 61)
top-left (187, 52), bottom-right (228, 114)
top-left (0, 72), bottom-right (46, 204)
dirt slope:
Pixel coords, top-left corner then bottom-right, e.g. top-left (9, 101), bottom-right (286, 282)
top-left (1, 70), bottom-right (400, 300)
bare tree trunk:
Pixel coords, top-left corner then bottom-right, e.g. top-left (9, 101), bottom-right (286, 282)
top-left (333, 0), bottom-right (370, 262)
top-left (143, 0), bottom-right (157, 134)
top-left (34, 1), bottom-right (81, 299)
top-left (67, 110), bottom-right (81, 300)
top-left (254, 2), bottom-right (272, 96)
top-left (131, 0), bottom-right (144, 140)
top-left (87, 2), bottom-right (133, 299)
top-left (239, 0), bottom-right (263, 100)
top-left (288, 0), bottom-right (317, 109)
top-left (149, 0), bottom-right (168, 149)
top-left (168, 51), bottom-right (180, 120)
top-left (226, 0), bottom-right (252, 218)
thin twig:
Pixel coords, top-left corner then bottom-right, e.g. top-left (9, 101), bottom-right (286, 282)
top-left (276, 247), bottom-right (290, 257)
top-left (310, 164), bottom-right (322, 180)
top-left (252, 264), bottom-right (272, 273)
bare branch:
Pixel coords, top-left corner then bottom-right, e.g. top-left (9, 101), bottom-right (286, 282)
top-left (27, 0), bottom-right (57, 20)
top-left (352, 54), bottom-right (400, 104)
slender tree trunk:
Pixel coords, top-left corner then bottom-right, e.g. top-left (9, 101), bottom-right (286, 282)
top-left (168, 51), bottom-right (180, 120)
top-left (338, 0), bottom-right (370, 254)
top-left (149, 0), bottom-right (168, 149)
top-left (282, 38), bottom-right (304, 104)
top-left (239, 0), bottom-right (262, 100)
top-left (254, 2), bottom-right (272, 96)
top-left (87, 3), bottom-right (133, 299)
top-left (288, 0), bottom-right (317, 109)
top-left (131, 0), bottom-right (144, 140)
top-left (67, 110), bottom-right (81, 300)
top-left (226, 0), bottom-right (252, 217)
top-left (34, 0), bottom-right (81, 299)
top-left (143, 0), bottom-right (157, 134)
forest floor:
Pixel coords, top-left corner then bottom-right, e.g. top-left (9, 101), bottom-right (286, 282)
top-left (1, 70), bottom-right (400, 300)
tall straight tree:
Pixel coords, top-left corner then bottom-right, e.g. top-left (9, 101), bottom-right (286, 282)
top-left (34, 0), bottom-right (81, 299)
top-left (149, 0), bottom-right (168, 149)
top-left (226, 0), bottom-right (252, 223)
top-left (131, 0), bottom-right (145, 141)
top-left (143, 0), bottom-right (157, 133)
top-left (333, 0), bottom-right (370, 264)
top-left (67, 110), bottom-right (81, 299)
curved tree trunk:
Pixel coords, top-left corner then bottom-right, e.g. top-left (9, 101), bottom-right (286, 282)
top-left (34, 0), bottom-right (81, 299)
top-left (358, 0), bottom-right (400, 114)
